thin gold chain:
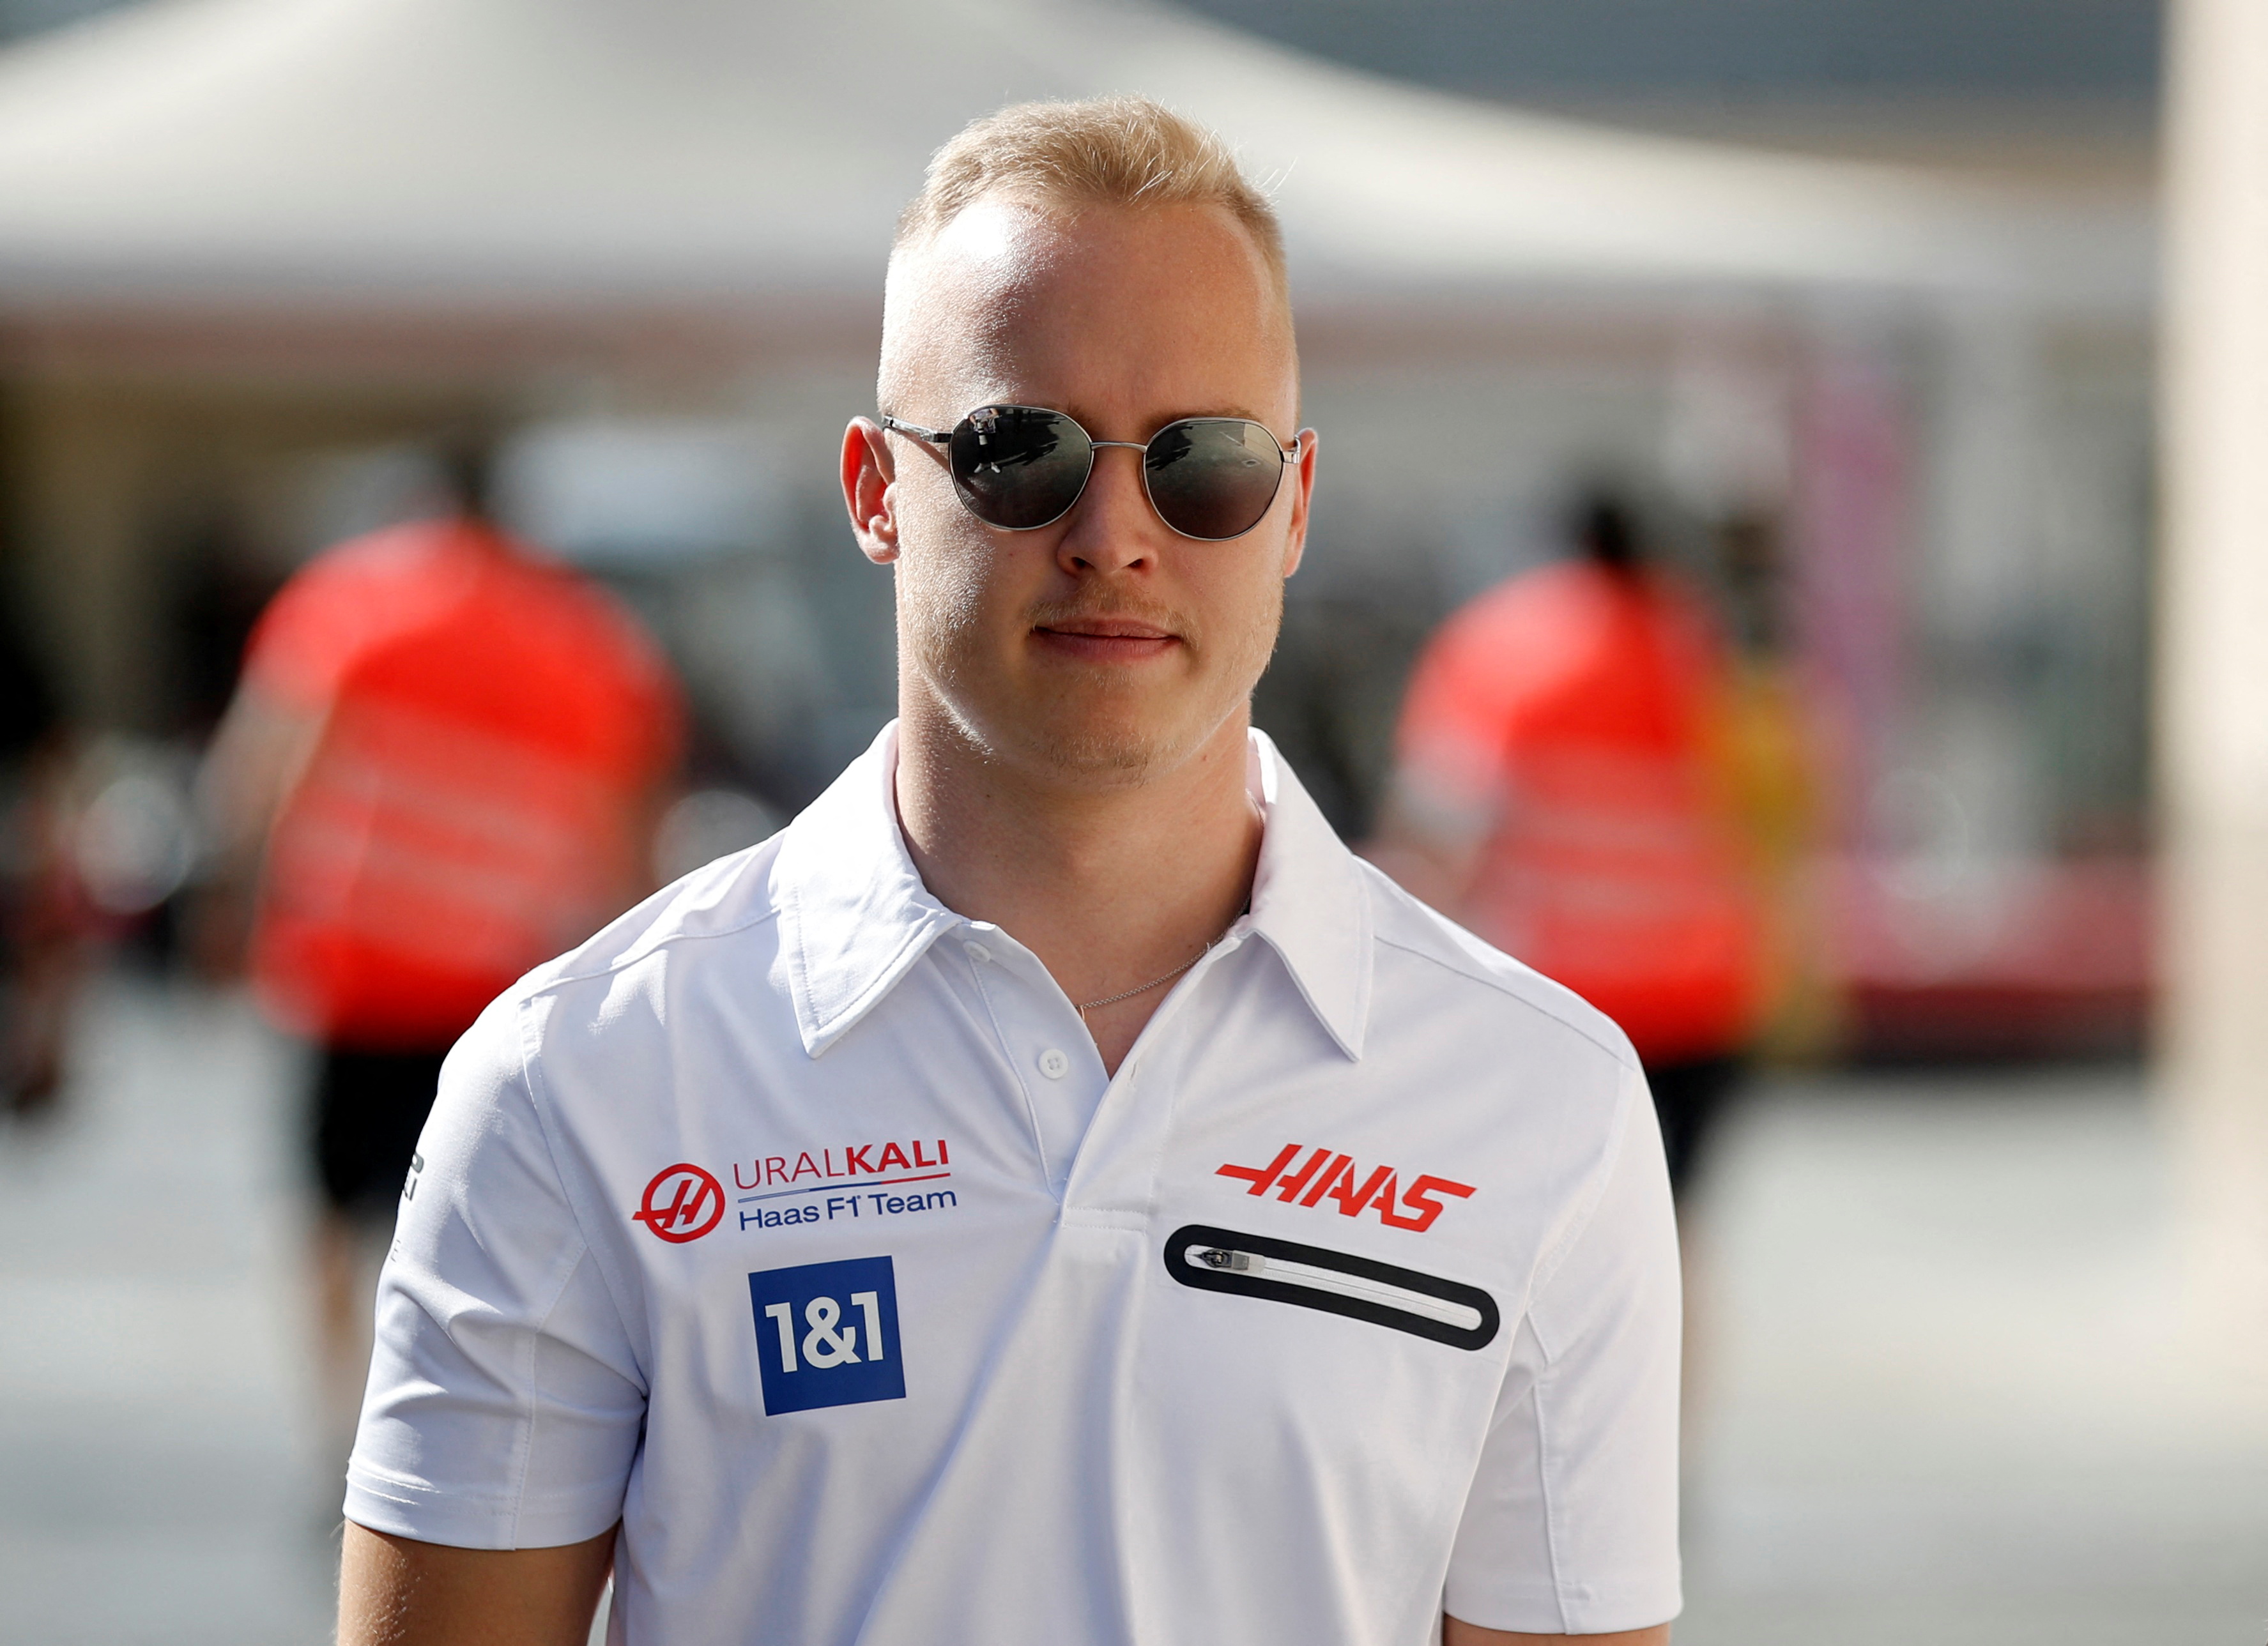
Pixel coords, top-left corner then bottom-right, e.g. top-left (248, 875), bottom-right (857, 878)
top-left (1075, 953), bottom-right (1205, 1019)
top-left (1074, 893), bottom-right (1252, 1019)
top-left (1075, 807), bottom-right (1262, 1021)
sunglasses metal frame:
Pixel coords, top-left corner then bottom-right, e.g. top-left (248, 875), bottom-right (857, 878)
top-left (878, 406), bottom-right (1303, 541)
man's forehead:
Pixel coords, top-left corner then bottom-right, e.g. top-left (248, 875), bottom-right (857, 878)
top-left (893, 198), bottom-right (1059, 313)
top-left (927, 195), bottom-right (1066, 278)
top-left (882, 194), bottom-right (1294, 416)
top-left (905, 192), bottom-right (1269, 286)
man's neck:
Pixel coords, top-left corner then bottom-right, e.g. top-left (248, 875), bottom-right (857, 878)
top-left (893, 701), bottom-right (1264, 1074)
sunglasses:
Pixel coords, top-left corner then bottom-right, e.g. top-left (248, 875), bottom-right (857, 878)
top-left (880, 405), bottom-right (1301, 541)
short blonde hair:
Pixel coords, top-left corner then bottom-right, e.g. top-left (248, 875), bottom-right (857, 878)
top-left (895, 96), bottom-right (1287, 294)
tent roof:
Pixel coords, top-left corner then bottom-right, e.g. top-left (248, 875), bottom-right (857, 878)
top-left (0, 0), bottom-right (2152, 319)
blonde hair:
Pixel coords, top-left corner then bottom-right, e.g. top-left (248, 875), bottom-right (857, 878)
top-left (894, 96), bottom-right (1286, 294)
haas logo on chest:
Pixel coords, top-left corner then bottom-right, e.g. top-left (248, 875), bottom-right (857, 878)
top-left (1217, 1144), bottom-right (1475, 1233)
top-left (633, 1163), bottom-right (726, 1242)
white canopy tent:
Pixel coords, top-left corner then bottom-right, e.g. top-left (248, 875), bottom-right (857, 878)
top-left (0, 0), bottom-right (2157, 814)
top-left (0, 0), bottom-right (2152, 319)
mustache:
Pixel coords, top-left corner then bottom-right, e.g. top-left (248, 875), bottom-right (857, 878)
top-left (1025, 596), bottom-right (1189, 637)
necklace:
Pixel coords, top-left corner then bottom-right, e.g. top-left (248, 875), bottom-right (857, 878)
top-left (1075, 952), bottom-right (1206, 1019)
top-left (1074, 903), bottom-right (1248, 1020)
top-left (1074, 811), bottom-right (1263, 1021)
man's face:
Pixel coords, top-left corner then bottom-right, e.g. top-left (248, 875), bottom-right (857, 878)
top-left (852, 195), bottom-right (1314, 787)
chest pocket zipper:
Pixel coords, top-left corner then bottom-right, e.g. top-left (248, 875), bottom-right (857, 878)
top-left (1163, 1223), bottom-right (1499, 1350)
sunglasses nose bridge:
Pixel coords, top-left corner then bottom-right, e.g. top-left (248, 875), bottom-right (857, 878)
top-left (1071, 439), bottom-right (1158, 521)
top-left (1050, 441), bottom-right (1170, 565)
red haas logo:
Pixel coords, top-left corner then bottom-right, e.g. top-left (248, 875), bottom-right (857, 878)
top-left (1217, 1144), bottom-right (1475, 1233)
top-left (634, 1163), bottom-right (726, 1243)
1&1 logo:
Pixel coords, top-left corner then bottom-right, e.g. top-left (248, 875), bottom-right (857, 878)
top-left (747, 1255), bottom-right (905, 1414)
top-left (633, 1163), bottom-right (724, 1243)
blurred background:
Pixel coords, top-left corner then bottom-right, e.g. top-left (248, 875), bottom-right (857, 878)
top-left (0, 1), bottom-right (2261, 1642)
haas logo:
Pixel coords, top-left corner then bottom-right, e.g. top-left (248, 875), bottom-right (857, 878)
top-left (1218, 1143), bottom-right (1475, 1233)
top-left (634, 1163), bottom-right (725, 1243)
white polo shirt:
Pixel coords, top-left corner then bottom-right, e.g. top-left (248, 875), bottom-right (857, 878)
top-left (348, 724), bottom-right (1681, 1643)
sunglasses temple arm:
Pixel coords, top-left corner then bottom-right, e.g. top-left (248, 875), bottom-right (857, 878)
top-left (878, 415), bottom-right (953, 445)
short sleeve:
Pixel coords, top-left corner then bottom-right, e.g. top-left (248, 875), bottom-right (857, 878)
top-left (1443, 1063), bottom-right (1683, 1634)
top-left (344, 999), bottom-right (648, 1550)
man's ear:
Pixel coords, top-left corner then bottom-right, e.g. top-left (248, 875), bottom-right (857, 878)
top-left (841, 418), bottom-right (900, 565)
top-left (1279, 427), bottom-right (1318, 579)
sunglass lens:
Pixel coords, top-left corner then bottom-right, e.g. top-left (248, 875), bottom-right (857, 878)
top-left (948, 407), bottom-right (1092, 530)
top-left (1144, 420), bottom-right (1286, 540)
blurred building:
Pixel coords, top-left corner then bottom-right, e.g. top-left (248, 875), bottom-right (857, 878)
top-left (1179, 1), bottom-right (2158, 180)
top-left (1186, 0), bottom-right (2164, 1060)
top-left (0, 0), bottom-right (2157, 1057)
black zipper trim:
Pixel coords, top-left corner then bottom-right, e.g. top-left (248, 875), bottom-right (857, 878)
top-left (1162, 1223), bottom-right (1500, 1351)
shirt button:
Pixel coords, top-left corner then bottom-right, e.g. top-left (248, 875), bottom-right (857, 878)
top-left (1037, 1047), bottom-right (1071, 1079)
top-left (963, 940), bottom-right (992, 963)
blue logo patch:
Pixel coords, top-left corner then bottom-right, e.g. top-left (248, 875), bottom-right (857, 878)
top-left (747, 1255), bottom-right (905, 1414)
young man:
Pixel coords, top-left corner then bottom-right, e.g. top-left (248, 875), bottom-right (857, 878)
top-left (339, 99), bottom-right (1680, 1645)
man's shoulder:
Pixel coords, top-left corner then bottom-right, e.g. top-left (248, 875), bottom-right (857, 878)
top-left (1354, 857), bottom-right (1639, 1075)
top-left (513, 833), bottom-right (792, 1007)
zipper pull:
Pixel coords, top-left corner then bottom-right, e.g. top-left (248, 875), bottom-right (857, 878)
top-left (1195, 1247), bottom-right (1257, 1274)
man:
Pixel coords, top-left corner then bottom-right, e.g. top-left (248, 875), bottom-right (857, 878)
top-left (202, 450), bottom-right (682, 1445)
top-left (1381, 494), bottom-right (1772, 1204)
top-left (340, 99), bottom-right (1679, 1645)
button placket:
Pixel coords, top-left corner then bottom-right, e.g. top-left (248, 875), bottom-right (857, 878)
top-left (1054, 932), bottom-right (1249, 1220)
top-left (959, 927), bottom-right (1108, 1194)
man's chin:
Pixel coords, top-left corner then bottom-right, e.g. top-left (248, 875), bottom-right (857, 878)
top-left (1020, 718), bottom-right (1179, 783)
top-left (912, 660), bottom-right (1246, 789)
top-left (985, 703), bottom-right (1228, 788)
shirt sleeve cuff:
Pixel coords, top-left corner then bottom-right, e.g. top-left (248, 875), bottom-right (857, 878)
top-left (342, 1458), bottom-right (622, 1551)
top-left (1443, 1572), bottom-right (1682, 1637)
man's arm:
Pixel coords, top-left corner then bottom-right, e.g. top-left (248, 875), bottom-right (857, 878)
top-left (339, 1522), bottom-right (615, 1646)
top-left (1445, 1619), bottom-right (1671, 1646)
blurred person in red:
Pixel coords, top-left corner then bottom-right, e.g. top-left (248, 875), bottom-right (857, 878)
top-left (1375, 494), bottom-right (1772, 1207)
top-left (201, 441), bottom-right (684, 1440)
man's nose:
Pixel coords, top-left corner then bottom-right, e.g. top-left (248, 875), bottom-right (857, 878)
top-left (1055, 445), bottom-right (1163, 574)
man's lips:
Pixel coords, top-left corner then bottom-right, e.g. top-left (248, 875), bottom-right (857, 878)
top-left (1031, 617), bottom-right (1181, 662)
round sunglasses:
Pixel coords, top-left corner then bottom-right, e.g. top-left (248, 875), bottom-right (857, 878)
top-left (880, 405), bottom-right (1301, 541)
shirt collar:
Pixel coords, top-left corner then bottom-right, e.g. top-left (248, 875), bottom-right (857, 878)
top-left (772, 723), bottom-right (964, 1058)
top-left (1242, 728), bottom-right (1371, 1060)
top-left (772, 721), bottom-right (1371, 1061)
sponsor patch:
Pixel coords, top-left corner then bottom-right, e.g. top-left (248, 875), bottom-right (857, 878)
top-left (1216, 1143), bottom-right (1475, 1232)
top-left (747, 1255), bottom-right (906, 1414)
top-left (633, 1163), bottom-right (726, 1243)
